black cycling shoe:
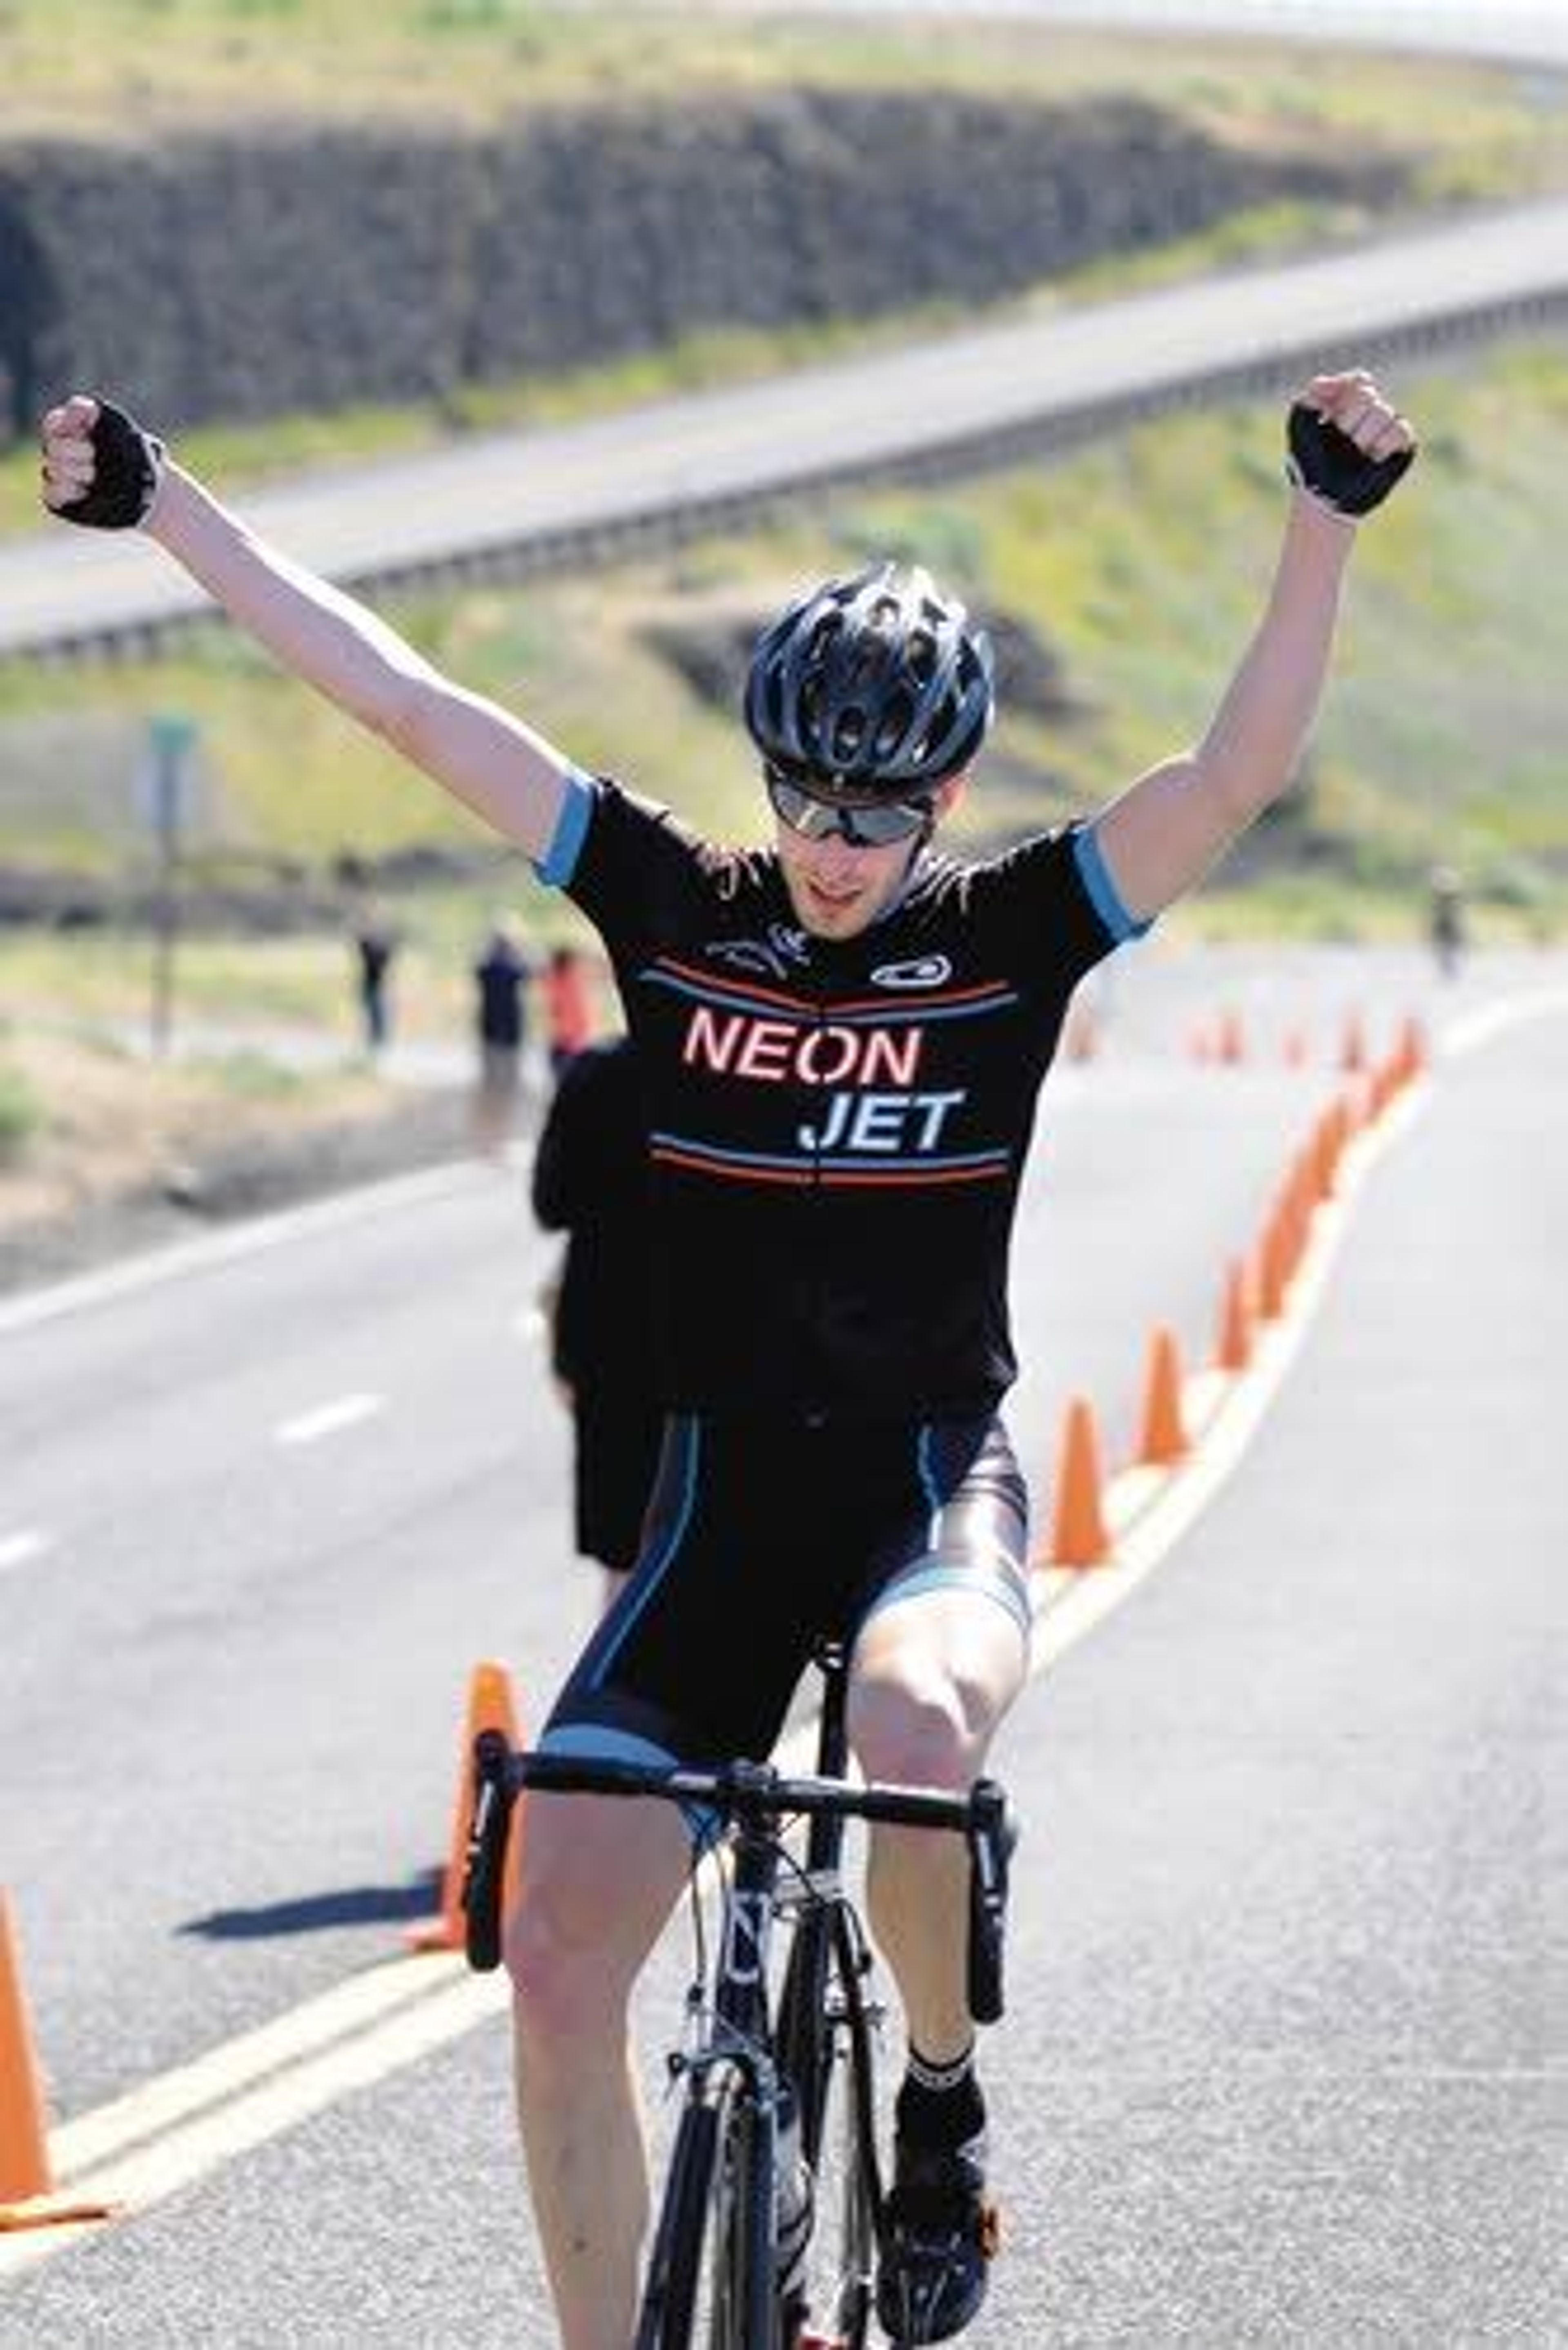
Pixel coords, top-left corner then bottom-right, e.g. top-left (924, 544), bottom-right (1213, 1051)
top-left (874, 2134), bottom-right (1000, 2345)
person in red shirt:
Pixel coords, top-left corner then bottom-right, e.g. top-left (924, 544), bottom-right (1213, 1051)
top-left (542, 942), bottom-right (595, 1078)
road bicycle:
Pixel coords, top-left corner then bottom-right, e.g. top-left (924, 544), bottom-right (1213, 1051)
top-left (463, 1643), bottom-right (1016, 2348)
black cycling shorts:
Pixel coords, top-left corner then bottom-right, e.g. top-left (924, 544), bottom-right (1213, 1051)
top-left (573, 1391), bottom-right (667, 1575)
top-left (542, 1412), bottom-right (1031, 1776)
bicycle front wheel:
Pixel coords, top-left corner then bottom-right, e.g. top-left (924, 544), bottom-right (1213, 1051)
top-left (637, 2072), bottom-right (781, 2350)
top-left (777, 1910), bottom-right (882, 2349)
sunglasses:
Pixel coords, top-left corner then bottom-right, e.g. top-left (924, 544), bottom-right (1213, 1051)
top-left (766, 770), bottom-right (934, 848)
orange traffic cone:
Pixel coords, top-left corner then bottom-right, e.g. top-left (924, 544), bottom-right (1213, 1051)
top-left (1341, 1011), bottom-right (1367, 1073)
top-left (1254, 1200), bottom-right (1293, 1321)
top-left (1282, 1028), bottom-right (1308, 1069)
top-left (0, 1891), bottom-right (115, 2232)
top-left (405, 1662), bottom-right (524, 1955)
top-left (1396, 1016), bottom-right (1428, 1081)
top-left (1217, 1010), bottom-right (1245, 1066)
top-left (1305, 1114), bottom-right (1331, 1206)
top-left (1215, 1258), bottom-right (1254, 1373)
top-left (1282, 1154), bottom-right (1315, 1276)
top-left (1045, 1395), bottom-right (1112, 1567)
top-left (1366, 1057), bottom-right (1399, 1121)
top-left (1316, 1098), bottom-right (1350, 1197)
top-left (1136, 1324), bottom-right (1190, 1466)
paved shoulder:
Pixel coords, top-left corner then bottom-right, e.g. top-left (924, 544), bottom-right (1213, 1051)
top-left (992, 1004), bottom-right (1565, 2345)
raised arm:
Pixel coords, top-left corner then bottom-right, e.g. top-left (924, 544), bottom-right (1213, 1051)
top-left (1090, 370), bottom-right (1416, 925)
top-left (39, 395), bottom-right (572, 864)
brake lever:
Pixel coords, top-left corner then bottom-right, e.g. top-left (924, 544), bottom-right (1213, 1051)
top-left (965, 1778), bottom-right (1018, 2026)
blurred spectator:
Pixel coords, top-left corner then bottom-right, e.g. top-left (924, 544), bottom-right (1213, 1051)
top-left (532, 1034), bottom-right (664, 1614)
top-left (352, 907), bottom-right (398, 1054)
top-left (543, 943), bottom-right (595, 1079)
top-left (473, 912), bottom-right (535, 1149)
top-left (1428, 863), bottom-right (1467, 980)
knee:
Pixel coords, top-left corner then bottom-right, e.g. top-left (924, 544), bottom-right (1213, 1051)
top-left (849, 1673), bottom-right (988, 1793)
top-left (504, 1864), bottom-right (629, 2046)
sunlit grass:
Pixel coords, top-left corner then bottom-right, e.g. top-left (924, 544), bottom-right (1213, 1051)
top-left (0, 915), bottom-right (497, 1040)
top-left (3, 0), bottom-right (1564, 151)
top-left (0, 1060), bottom-right (42, 1161)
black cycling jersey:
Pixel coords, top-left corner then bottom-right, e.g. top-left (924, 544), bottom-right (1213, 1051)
top-left (539, 774), bottom-right (1148, 1422)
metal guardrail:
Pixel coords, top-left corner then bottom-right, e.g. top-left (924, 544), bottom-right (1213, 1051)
top-left (6, 194), bottom-right (1568, 664)
top-left (339, 283), bottom-right (1568, 599)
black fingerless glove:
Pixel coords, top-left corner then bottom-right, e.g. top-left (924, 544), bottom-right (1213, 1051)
top-left (1286, 401), bottom-right (1414, 520)
top-left (55, 399), bottom-right (166, 530)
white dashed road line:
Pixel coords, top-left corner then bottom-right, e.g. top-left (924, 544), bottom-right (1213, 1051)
top-left (273, 1392), bottom-right (386, 1448)
top-left (0, 1152), bottom-right (530, 1342)
top-left (0, 1527), bottom-right (54, 1576)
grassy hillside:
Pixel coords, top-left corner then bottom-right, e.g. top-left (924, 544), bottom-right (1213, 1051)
top-left (3, 0), bottom-right (1564, 157)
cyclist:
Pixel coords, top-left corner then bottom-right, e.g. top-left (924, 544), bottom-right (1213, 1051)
top-left (41, 368), bottom-right (1414, 2346)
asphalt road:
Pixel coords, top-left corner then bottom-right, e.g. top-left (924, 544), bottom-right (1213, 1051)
top-left (1, 942), bottom-right (1562, 2343)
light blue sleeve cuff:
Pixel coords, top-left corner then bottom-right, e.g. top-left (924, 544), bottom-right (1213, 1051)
top-left (533, 767), bottom-right (597, 888)
top-left (1074, 823), bottom-right (1153, 945)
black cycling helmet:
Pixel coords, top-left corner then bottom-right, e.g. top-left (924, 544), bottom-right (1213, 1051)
top-left (743, 562), bottom-right (995, 800)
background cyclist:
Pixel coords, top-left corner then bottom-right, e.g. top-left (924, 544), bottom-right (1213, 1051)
top-left (41, 366), bottom-right (1414, 2347)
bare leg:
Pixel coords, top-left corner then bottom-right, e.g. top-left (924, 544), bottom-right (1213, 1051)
top-left (506, 1789), bottom-right (691, 2350)
top-left (599, 1566), bottom-right (630, 1621)
top-left (848, 1590), bottom-right (1028, 2061)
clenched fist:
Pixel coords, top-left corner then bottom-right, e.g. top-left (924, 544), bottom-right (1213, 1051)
top-left (1287, 370), bottom-right (1416, 519)
top-left (40, 395), bottom-right (165, 530)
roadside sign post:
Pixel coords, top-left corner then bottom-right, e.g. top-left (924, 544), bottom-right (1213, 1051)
top-left (143, 715), bottom-right (196, 1058)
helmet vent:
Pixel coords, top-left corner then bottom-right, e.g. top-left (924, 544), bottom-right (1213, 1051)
top-left (744, 562), bottom-right (994, 798)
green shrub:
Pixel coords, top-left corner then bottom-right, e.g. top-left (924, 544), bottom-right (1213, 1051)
top-left (0, 1066), bottom-right (42, 1164)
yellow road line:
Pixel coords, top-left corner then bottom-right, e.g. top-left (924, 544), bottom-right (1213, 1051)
top-left (0, 1955), bottom-right (488, 2275)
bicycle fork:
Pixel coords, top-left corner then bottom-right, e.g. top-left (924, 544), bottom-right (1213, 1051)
top-left (715, 1803), bottom-right (795, 2346)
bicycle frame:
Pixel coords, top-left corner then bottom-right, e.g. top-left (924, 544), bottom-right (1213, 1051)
top-left (462, 1648), bottom-right (1014, 2348)
top-left (775, 1652), bottom-right (865, 2159)
top-left (769, 1657), bottom-right (883, 2330)
top-left (670, 1761), bottom-right (800, 2348)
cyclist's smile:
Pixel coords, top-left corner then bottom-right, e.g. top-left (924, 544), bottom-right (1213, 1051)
top-left (776, 829), bottom-right (915, 938)
top-left (773, 774), bottom-right (964, 939)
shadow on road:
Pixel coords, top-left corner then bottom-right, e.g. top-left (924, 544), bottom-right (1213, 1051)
top-left (178, 1867), bottom-right (443, 1940)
